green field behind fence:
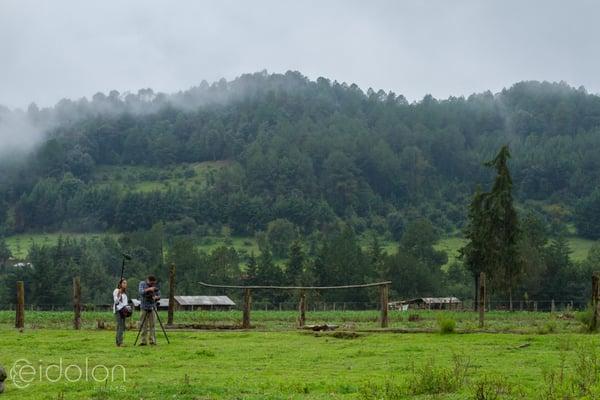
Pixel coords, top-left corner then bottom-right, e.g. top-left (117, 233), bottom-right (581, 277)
top-left (6, 233), bottom-right (596, 266)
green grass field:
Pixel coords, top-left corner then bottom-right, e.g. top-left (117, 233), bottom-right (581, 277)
top-left (1, 319), bottom-right (599, 399)
top-left (93, 161), bottom-right (230, 193)
top-left (5, 233), bottom-right (119, 259)
top-left (6, 232), bottom-right (597, 268)
top-left (195, 235), bottom-right (261, 256)
top-left (434, 236), bottom-right (597, 267)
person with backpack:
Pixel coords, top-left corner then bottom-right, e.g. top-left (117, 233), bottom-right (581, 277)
top-left (113, 278), bottom-right (131, 347)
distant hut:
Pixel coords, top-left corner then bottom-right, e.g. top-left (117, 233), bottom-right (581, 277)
top-left (132, 295), bottom-right (236, 311)
top-left (390, 297), bottom-right (461, 311)
top-left (174, 295), bottom-right (236, 311)
top-left (132, 298), bottom-right (170, 310)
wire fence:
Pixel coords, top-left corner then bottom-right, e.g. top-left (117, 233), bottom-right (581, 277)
top-left (0, 299), bottom-right (587, 312)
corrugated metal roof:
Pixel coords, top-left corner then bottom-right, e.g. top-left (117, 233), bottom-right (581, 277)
top-left (131, 298), bottom-right (170, 307)
top-left (175, 295), bottom-right (236, 306)
top-left (403, 297), bottom-right (461, 304)
top-left (132, 296), bottom-right (235, 307)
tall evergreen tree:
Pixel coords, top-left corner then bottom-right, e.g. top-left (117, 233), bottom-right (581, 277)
top-left (460, 145), bottom-right (521, 310)
top-left (367, 235), bottom-right (386, 280)
top-left (0, 238), bottom-right (11, 267)
top-left (244, 252), bottom-right (259, 285)
top-left (285, 241), bottom-right (305, 285)
top-left (459, 187), bottom-right (488, 309)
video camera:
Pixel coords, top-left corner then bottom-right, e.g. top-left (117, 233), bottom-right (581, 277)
top-left (144, 282), bottom-right (161, 305)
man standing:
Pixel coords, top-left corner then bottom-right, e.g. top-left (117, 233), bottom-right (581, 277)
top-left (138, 275), bottom-right (161, 346)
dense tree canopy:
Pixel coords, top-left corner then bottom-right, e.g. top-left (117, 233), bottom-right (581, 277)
top-left (1, 72), bottom-right (600, 238)
top-left (0, 72), bottom-right (599, 307)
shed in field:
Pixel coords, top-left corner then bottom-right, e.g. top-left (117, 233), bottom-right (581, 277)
top-left (174, 295), bottom-right (236, 311)
top-left (390, 297), bottom-right (461, 310)
top-left (132, 296), bottom-right (235, 311)
top-left (131, 298), bottom-right (170, 310)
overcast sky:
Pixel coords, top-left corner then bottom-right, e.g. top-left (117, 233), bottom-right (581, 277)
top-left (1, 0), bottom-right (598, 108)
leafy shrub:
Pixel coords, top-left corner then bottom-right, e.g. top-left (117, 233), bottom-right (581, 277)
top-left (358, 380), bottom-right (403, 400)
top-left (408, 354), bottom-right (470, 395)
top-left (471, 375), bottom-right (521, 400)
top-left (437, 316), bottom-right (456, 334)
top-left (541, 341), bottom-right (600, 399)
top-left (358, 355), bottom-right (471, 398)
top-left (576, 305), bottom-right (595, 332)
top-left (537, 320), bottom-right (558, 334)
top-left (408, 313), bottom-right (420, 322)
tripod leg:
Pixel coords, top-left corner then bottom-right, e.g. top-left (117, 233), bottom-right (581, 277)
top-left (134, 309), bottom-right (149, 346)
top-left (153, 307), bottom-right (170, 344)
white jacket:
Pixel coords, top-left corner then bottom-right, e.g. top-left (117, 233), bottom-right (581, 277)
top-left (113, 289), bottom-right (129, 314)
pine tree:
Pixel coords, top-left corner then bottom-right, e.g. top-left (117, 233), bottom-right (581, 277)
top-left (485, 146), bottom-right (520, 311)
top-left (285, 241), bottom-right (305, 285)
top-left (244, 252), bottom-right (259, 285)
top-left (0, 237), bottom-right (11, 268)
top-left (368, 235), bottom-right (386, 280)
top-left (256, 248), bottom-right (284, 302)
top-left (460, 145), bottom-right (521, 310)
top-left (460, 187), bottom-right (488, 309)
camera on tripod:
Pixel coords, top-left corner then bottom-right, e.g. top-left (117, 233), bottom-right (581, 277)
top-left (144, 284), bottom-right (161, 307)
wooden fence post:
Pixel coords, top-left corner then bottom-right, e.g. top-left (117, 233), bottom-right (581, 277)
top-left (478, 272), bottom-right (485, 328)
top-left (242, 288), bottom-right (252, 329)
top-left (73, 277), bottom-right (81, 330)
top-left (16, 281), bottom-right (24, 329)
top-left (168, 264), bottom-right (176, 326)
top-left (380, 284), bottom-right (389, 328)
top-left (591, 272), bottom-right (600, 331)
top-left (298, 290), bottom-right (306, 327)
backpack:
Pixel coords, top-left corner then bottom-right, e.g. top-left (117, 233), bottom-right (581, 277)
top-left (119, 305), bottom-right (132, 318)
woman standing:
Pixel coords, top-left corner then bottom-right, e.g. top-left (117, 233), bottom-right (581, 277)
top-left (113, 279), bottom-right (129, 347)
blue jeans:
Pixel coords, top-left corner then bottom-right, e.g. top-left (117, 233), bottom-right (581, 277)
top-left (115, 312), bottom-right (126, 345)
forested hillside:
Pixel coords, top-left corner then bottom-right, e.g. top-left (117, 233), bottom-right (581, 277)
top-left (1, 71), bottom-right (600, 306)
top-left (2, 70), bottom-right (600, 238)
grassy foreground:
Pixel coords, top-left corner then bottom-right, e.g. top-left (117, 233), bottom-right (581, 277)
top-left (1, 327), bottom-right (600, 399)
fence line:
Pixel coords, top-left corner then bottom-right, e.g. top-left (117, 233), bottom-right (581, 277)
top-left (0, 299), bottom-right (586, 312)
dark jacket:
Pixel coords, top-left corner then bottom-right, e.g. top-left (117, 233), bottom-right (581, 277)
top-left (138, 281), bottom-right (161, 310)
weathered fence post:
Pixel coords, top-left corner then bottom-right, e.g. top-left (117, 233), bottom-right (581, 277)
top-left (298, 290), bottom-right (306, 327)
top-left (16, 281), bottom-right (24, 329)
top-left (591, 272), bottom-right (600, 331)
top-left (551, 299), bottom-right (556, 313)
top-left (478, 272), bottom-right (485, 328)
top-left (380, 284), bottom-right (389, 328)
top-left (242, 288), bottom-right (252, 329)
top-left (168, 263), bottom-right (176, 326)
top-left (73, 277), bottom-right (81, 330)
